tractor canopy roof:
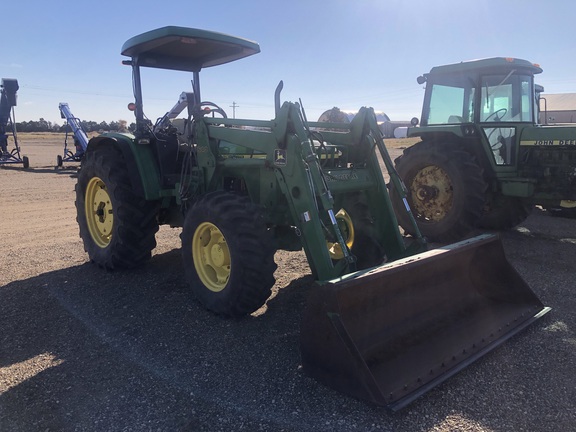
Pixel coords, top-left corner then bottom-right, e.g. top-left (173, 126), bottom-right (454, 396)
top-left (426, 57), bottom-right (543, 77)
top-left (121, 26), bottom-right (260, 72)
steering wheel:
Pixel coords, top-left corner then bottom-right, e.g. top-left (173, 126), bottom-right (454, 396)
top-left (200, 101), bottom-right (228, 118)
top-left (484, 108), bottom-right (507, 122)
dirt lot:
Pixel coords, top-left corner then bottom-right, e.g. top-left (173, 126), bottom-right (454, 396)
top-left (1, 134), bottom-right (575, 431)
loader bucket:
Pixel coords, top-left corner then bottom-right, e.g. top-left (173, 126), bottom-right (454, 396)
top-left (300, 234), bottom-right (550, 411)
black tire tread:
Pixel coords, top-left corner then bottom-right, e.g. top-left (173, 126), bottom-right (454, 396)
top-left (392, 141), bottom-right (487, 243)
top-left (478, 195), bottom-right (533, 229)
top-left (75, 144), bottom-right (159, 269)
top-left (181, 191), bottom-right (277, 317)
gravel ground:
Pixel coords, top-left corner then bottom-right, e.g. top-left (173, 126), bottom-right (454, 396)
top-left (0, 135), bottom-right (575, 431)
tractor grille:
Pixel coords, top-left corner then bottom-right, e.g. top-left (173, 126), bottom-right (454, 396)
top-left (519, 146), bottom-right (576, 198)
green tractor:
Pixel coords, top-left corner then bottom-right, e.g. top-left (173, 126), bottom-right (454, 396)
top-left (75, 30), bottom-right (549, 410)
top-left (392, 57), bottom-right (576, 242)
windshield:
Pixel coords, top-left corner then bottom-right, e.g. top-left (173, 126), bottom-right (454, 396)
top-left (422, 72), bottom-right (535, 125)
top-left (480, 74), bottom-right (534, 122)
top-left (423, 76), bottom-right (475, 125)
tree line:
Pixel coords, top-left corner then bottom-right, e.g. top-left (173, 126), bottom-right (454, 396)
top-left (9, 118), bottom-right (136, 133)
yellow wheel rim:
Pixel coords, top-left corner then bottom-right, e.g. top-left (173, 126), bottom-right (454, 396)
top-left (85, 177), bottom-right (113, 248)
top-left (327, 208), bottom-right (355, 260)
top-left (410, 165), bottom-right (453, 221)
top-left (192, 222), bottom-right (231, 292)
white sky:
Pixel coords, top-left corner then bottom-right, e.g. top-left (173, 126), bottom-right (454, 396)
top-left (2, 0), bottom-right (575, 125)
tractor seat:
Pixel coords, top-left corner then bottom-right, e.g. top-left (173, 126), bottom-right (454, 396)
top-left (448, 115), bottom-right (464, 123)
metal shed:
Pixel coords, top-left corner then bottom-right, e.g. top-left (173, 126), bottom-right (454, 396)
top-left (540, 93), bottom-right (576, 124)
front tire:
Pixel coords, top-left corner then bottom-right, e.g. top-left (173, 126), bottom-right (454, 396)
top-left (181, 191), bottom-right (277, 317)
top-left (391, 141), bottom-right (487, 243)
top-left (338, 192), bottom-right (385, 269)
top-left (75, 144), bottom-right (159, 269)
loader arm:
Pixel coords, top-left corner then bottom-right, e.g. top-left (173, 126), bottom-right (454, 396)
top-left (285, 103), bottom-right (355, 276)
top-left (201, 102), bottom-right (416, 280)
top-left (205, 102), bottom-right (355, 280)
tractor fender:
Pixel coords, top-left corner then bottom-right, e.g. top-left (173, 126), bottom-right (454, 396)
top-left (85, 133), bottom-right (161, 200)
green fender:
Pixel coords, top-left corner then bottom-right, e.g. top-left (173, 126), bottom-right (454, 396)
top-left (85, 132), bottom-right (163, 200)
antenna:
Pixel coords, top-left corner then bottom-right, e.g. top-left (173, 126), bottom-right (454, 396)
top-left (230, 101), bottom-right (239, 119)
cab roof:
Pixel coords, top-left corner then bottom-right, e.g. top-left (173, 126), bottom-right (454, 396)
top-left (121, 26), bottom-right (260, 72)
top-left (427, 57), bottom-right (543, 76)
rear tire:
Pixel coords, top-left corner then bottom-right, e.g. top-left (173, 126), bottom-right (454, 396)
top-left (391, 141), bottom-right (487, 243)
top-left (181, 191), bottom-right (277, 317)
top-left (478, 194), bottom-right (533, 229)
top-left (76, 144), bottom-right (159, 269)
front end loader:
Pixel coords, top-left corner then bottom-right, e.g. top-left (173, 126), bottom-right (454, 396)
top-left (74, 27), bottom-right (550, 410)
